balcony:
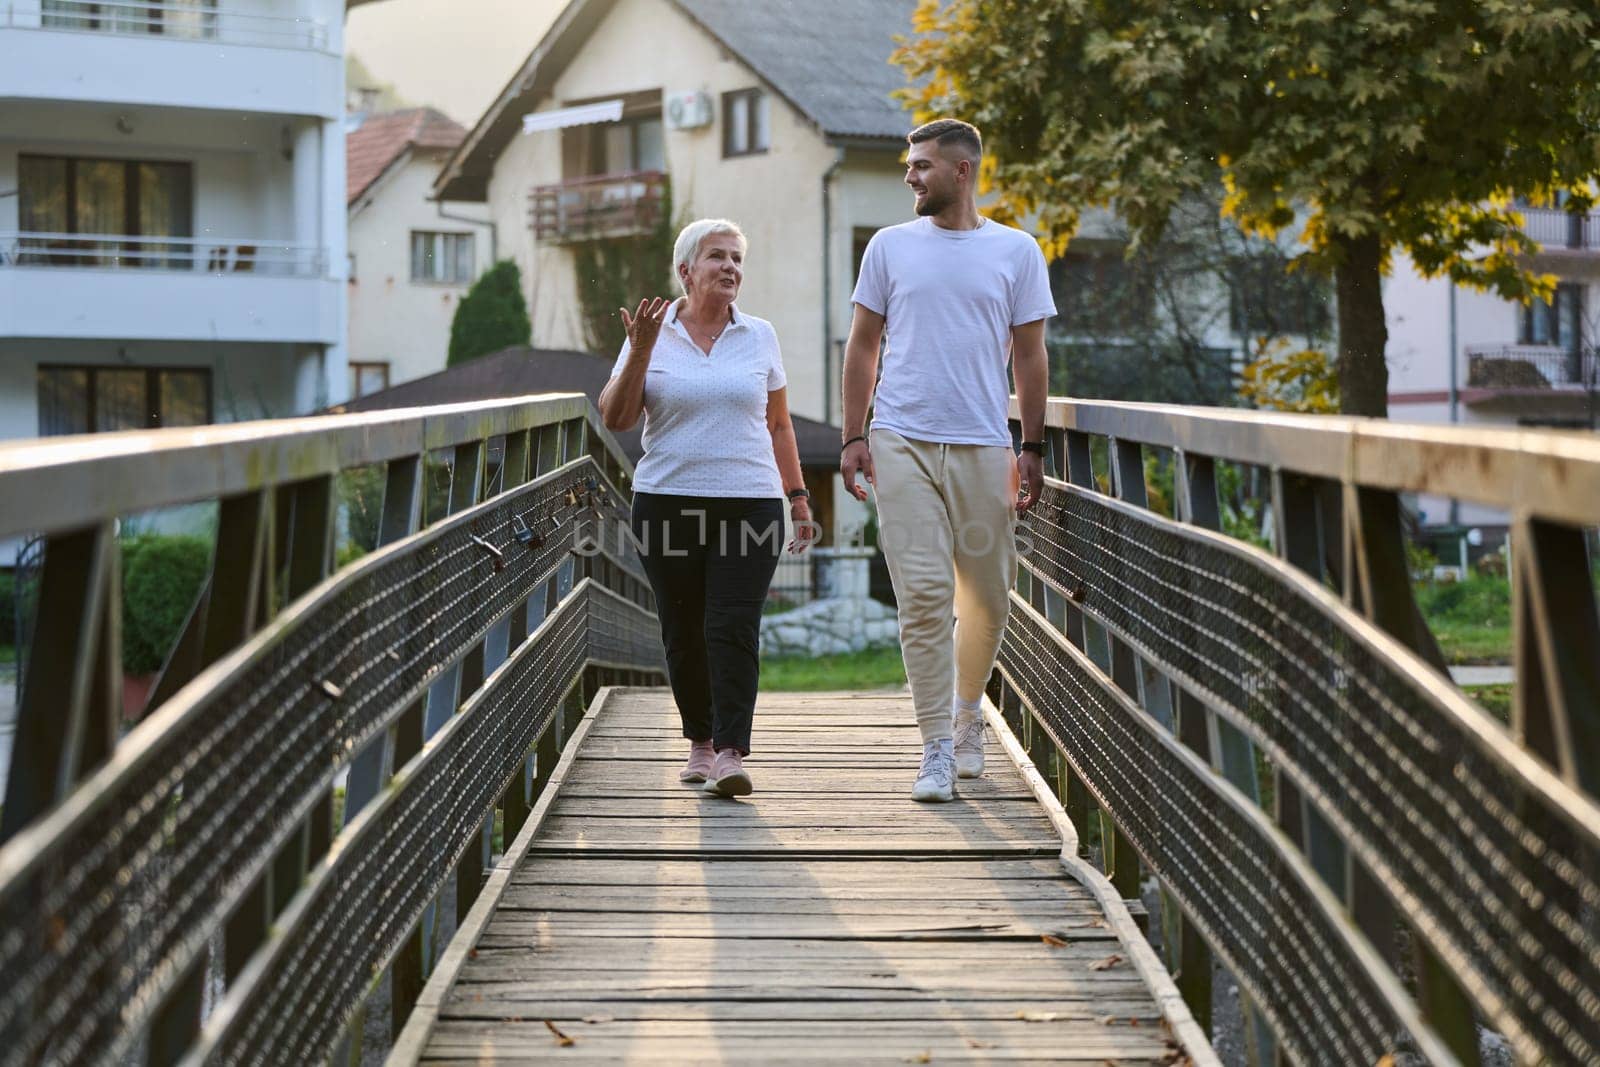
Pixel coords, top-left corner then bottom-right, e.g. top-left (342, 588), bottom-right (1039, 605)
top-left (4, 0), bottom-right (327, 48)
top-left (0, 0), bottom-right (341, 117)
top-left (1518, 208), bottom-right (1600, 254)
top-left (529, 171), bottom-right (667, 245)
top-left (1464, 344), bottom-right (1598, 415)
top-left (0, 231), bottom-right (338, 344)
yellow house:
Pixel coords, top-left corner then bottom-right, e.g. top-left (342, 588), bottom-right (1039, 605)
top-left (433, 0), bottom-right (918, 425)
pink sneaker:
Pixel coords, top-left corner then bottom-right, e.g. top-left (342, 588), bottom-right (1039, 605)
top-left (680, 740), bottom-right (715, 783)
top-left (704, 749), bottom-right (753, 797)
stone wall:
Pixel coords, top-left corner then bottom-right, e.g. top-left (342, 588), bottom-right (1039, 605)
top-left (760, 547), bottom-right (899, 658)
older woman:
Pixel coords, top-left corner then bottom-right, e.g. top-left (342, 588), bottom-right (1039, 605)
top-left (598, 218), bottom-right (815, 797)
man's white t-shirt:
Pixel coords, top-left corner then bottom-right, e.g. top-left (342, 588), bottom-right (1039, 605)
top-left (851, 216), bottom-right (1056, 447)
top-left (609, 300), bottom-right (786, 497)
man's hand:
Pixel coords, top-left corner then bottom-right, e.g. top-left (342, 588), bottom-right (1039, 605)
top-left (1016, 450), bottom-right (1043, 514)
top-left (841, 439), bottom-right (875, 501)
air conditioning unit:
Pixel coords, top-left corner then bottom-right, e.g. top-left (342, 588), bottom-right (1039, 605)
top-left (666, 91), bottom-right (713, 130)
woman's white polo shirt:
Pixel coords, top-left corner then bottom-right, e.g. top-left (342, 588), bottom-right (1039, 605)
top-left (609, 301), bottom-right (787, 498)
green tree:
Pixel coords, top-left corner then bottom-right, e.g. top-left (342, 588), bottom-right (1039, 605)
top-left (572, 181), bottom-right (679, 356)
top-left (1239, 338), bottom-right (1341, 413)
top-left (448, 259), bottom-right (531, 366)
top-left (897, 0), bottom-right (1600, 416)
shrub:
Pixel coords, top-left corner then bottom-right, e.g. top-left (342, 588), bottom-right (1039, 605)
top-left (122, 535), bottom-right (212, 674)
top-left (0, 571), bottom-right (14, 647)
top-left (448, 260), bottom-right (531, 366)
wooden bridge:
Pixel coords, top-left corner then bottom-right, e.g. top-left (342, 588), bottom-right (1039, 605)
top-left (0, 394), bottom-right (1595, 1066)
top-left (397, 687), bottom-right (1199, 1065)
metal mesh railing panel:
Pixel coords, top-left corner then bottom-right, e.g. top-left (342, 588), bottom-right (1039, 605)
top-left (208, 587), bottom-right (596, 1063)
top-left (1019, 481), bottom-right (1600, 1062)
top-left (587, 583), bottom-right (666, 670)
top-left (0, 461), bottom-right (614, 1067)
top-left (999, 601), bottom-right (1418, 1063)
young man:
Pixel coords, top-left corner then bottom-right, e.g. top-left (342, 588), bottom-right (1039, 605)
top-left (841, 118), bottom-right (1054, 803)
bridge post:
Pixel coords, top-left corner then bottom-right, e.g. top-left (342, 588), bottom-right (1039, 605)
top-left (0, 522), bottom-right (119, 843)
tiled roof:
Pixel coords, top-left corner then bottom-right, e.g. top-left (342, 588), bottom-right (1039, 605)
top-left (346, 107), bottom-right (466, 205)
top-left (673, 0), bottom-right (917, 140)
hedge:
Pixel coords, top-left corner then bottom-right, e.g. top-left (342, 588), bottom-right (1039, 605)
top-left (121, 534), bottom-right (212, 675)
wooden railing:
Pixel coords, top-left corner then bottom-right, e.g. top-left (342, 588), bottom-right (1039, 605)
top-left (0, 395), bottom-right (664, 1066)
top-left (528, 170), bottom-right (667, 244)
top-left (997, 397), bottom-right (1600, 1065)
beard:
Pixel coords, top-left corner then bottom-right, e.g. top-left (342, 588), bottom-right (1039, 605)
top-left (914, 188), bottom-right (953, 216)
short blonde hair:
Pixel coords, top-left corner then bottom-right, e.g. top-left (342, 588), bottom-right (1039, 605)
top-left (673, 218), bottom-right (747, 295)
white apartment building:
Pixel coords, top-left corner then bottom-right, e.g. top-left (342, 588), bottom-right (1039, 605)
top-left (1388, 206), bottom-right (1599, 530)
top-left (1389, 206), bottom-right (1599, 434)
top-left (0, 0), bottom-right (362, 442)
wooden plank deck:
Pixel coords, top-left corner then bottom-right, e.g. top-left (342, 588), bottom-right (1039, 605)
top-left (412, 689), bottom-right (1193, 1064)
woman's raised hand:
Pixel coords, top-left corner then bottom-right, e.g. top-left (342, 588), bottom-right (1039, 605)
top-left (620, 297), bottom-right (670, 355)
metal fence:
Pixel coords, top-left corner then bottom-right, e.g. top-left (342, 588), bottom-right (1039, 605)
top-left (0, 395), bottom-right (665, 1066)
top-left (993, 398), bottom-right (1600, 1066)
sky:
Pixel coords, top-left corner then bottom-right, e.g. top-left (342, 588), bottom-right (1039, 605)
top-left (346, 0), bottom-right (566, 125)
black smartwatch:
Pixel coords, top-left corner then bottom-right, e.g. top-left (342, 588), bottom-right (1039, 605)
top-left (786, 487), bottom-right (811, 502)
top-left (1019, 440), bottom-right (1046, 456)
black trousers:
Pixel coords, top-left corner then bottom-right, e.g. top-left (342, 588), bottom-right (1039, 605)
top-left (631, 492), bottom-right (784, 755)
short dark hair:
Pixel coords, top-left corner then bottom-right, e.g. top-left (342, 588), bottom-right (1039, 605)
top-left (908, 118), bottom-right (982, 161)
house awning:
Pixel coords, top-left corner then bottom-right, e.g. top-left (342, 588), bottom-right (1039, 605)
top-left (521, 99), bottom-right (624, 135)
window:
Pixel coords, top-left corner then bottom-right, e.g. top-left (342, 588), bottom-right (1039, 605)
top-left (1049, 252), bottom-right (1152, 337)
top-left (1227, 253), bottom-right (1332, 339)
top-left (1519, 282), bottom-right (1583, 353)
top-left (19, 154), bottom-right (193, 267)
top-left (349, 362), bottom-right (390, 399)
top-left (852, 227), bottom-right (876, 284)
top-left (566, 114), bottom-right (665, 178)
top-left (410, 232), bottom-right (474, 284)
top-left (36, 365), bottom-right (211, 436)
top-left (722, 89), bottom-right (770, 157)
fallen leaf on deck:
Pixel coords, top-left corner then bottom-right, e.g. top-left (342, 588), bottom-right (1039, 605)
top-left (1376, 1058), bottom-right (1396, 1067)
top-left (902, 1052), bottom-right (931, 1063)
top-left (966, 1039), bottom-right (995, 1049)
top-left (1098, 1015), bottom-right (1117, 1026)
top-left (1089, 953), bottom-right (1124, 971)
top-left (1016, 1010), bottom-right (1068, 1022)
top-left (1040, 934), bottom-right (1069, 948)
top-left (544, 1020), bottom-right (575, 1047)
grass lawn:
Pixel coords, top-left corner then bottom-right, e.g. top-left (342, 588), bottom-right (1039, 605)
top-left (1428, 620), bottom-right (1514, 665)
top-left (760, 645), bottom-right (906, 692)
top-left (1415, 574), bottom-right (1512, 665)
top-left (1463, 683), bottom-right (1513, 726)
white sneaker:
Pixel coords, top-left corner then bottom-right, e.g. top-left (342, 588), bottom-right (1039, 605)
top-left (912, 740), bottom-right (956, 803)
top-left (953, 709), bottom-right (985, 779)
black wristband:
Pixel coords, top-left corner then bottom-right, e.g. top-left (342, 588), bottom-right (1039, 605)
top-left (786, 487), bottom-right (811, 501)
top-left (1019, 440), bottom-right (1046, 456)
top-left (841, 435), bottom-right (867, 451)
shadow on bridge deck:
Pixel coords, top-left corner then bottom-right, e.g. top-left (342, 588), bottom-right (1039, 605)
top-left (399, 688), bottom-right (1198, 1065)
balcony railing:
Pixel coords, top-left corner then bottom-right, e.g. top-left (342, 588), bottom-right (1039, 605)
top-left (529, 170), bottom-right (667, 244)
top-left (4, 0), bottom-right (328, 50)
top-left (1517, 207), bottom-right (1600, 251)
top-left (1466, 343), bottom-right (1598, 389)
top-left (0, 232), bottom-right (326, 276)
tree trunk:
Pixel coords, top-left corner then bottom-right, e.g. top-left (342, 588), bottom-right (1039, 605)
top-left (1333, 233), bottom-right (1389, 417)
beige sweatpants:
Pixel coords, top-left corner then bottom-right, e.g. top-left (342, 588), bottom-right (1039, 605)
top-left (871, 428), bottom-right (1018, 744)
